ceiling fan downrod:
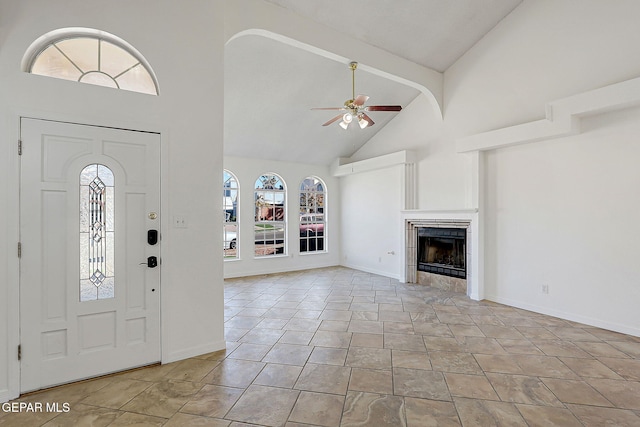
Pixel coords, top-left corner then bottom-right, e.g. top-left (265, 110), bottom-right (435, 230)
top-left (348, 61), bottom-right (358, 104)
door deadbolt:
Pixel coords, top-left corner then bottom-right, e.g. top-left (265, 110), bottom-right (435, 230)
top-left (148, 229), bottom-right (158, 245)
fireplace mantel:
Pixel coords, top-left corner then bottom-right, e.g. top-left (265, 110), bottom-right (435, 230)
top-left (400, 209), bottom-right (482, 300)
top-left (401, 209), bottom-right (478, 216)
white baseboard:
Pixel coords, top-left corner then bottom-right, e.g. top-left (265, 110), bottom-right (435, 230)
top-left (486, 295), bottom-right (640, 338)
top-left (0, 389), bottom-right (17, 404)
top-left (162, 340), bottom-right (226, 364)
top-left (224, 262), bottom-right (339, 279)
top-left (340, 262), bottom-right (402, 281)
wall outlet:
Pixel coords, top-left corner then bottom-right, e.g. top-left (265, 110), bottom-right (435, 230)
top-left (542, 284), bottom-right (549, 294)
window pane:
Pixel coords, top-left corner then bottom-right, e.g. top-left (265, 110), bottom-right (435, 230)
top-left (56, 38), bottom-right (99, 73)
top-left (79, 164), bottom-right (115, 302)
top-left (80, 164), bottom-right (98, 184)
top-left (223, 223), bottom-right (238, 258)
top-left (100, 40), bottom-right (138, 77)
top-left (98, 164), bottom-right (114, 186)
top-left (98, 277), bottom-right (114, 300)
top-left (80, 71), bottom-right (118, 88)
top-left (255, 174), bottom-right (284, 190)
top-left (223, 170), bottom-right (239, 259)
top-left (31, 45), bottom-right (82, 82)
top-left (299, 176), bottom-right (326, 253)
top-left (116, 64), bottom-right (157, 95)
top-left (254, 223), bottom-right (285, 256)
top-left (105, 187), bottom-right (115, 232)
top-left (255, 173), bottom-right (286, 257)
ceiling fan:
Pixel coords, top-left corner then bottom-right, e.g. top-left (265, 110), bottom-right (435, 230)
top-left (312, 61), bottom-right (402, 130)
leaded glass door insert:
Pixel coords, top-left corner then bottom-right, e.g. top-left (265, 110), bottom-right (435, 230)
top-left (80, 164), bottom-right (115, 301)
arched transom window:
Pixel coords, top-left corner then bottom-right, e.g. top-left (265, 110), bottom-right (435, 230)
top-left (254, 173), bottom-right (286, 257)
top-left (299, 177), bottom-right (325, 253)
top-left (24, 28), bottom-right (158, 95)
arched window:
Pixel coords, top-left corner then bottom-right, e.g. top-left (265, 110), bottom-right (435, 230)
top-left (223, 170), bottom-right (239, 259)
top-left (254, 173), bottom-right (286, 257)
top-left (23, 28), bottom-right (158, 95)
top-left (80, 164), bottom-right (115, 302)
top-left (299, 177), bottom-right (326, 253)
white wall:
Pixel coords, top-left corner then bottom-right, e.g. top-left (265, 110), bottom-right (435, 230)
top-left (484, 107), bottom-right (640, 335)
top-left (340, 166), bottom-right (403, 278)
top-left (223, 156), bottom-right (341, 278)
top-left (351, 94), bottom-right (472, 210)
top-left (0, 0), bottom-right (225, 401)
top-left (445, 0), bottom-right (640, 137)
top-left (444, 0), bottom-right (640, 335)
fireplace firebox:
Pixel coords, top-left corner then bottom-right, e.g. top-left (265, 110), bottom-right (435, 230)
top-left (417, 227), bottom-right (466, 279)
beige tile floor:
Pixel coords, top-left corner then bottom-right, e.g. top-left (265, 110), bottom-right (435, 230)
top-left (2, 266), bottom-right (640, 426)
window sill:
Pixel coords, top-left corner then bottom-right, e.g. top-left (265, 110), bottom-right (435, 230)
top-left (254, 254), bottom-right (290, 260)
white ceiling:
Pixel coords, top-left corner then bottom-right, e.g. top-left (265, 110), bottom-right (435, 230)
top-left (261, 0), bottom-right (523, 72)
top-left (224, 0), bottom-right (523, 165)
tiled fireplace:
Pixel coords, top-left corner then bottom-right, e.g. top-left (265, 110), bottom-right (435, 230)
top-left (401, 210), bottom-right (480, 299)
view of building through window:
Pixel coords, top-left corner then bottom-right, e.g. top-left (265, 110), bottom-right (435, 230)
top-left (223, 170), bottom-right (239, 259)
top-left (254, 173), bottom-right (286, 257)
top-left (224, 171), bottom-right (327, 258)
top-left (299, 177), bottom-right (325, 253)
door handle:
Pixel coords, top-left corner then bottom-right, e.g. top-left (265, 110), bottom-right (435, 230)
top-left (140, 256), bottom-right (158, 268)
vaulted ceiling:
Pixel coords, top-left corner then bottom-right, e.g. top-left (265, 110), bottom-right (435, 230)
top-left (224, 0), bottom-right (523, 165)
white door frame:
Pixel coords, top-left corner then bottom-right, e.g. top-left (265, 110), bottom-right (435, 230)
top-left (5, 114), bottom-right (167, 400)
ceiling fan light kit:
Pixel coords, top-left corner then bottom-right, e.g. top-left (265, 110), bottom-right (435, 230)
top-left (312, 61), bottom-right (402, 130)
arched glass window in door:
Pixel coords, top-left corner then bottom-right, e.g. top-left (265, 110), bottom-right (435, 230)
top-left (223, 170), bottom-right (239, 259)
top-left (299, 177), bottom-right (326, 253)
top-left (80, 164), bottom-right (115, 302)
top-left (23, 28), bottom-right (158, 95)
top-left (255, 173), bottom-right (286, 257)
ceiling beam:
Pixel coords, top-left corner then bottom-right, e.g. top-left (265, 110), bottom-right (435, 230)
top-left (224, 0), bottom-right (443, 119)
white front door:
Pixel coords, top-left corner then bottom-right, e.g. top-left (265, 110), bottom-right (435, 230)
top-left (19, 118), bottom-right (161, 392)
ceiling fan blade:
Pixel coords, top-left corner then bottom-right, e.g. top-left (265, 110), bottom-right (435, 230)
top-left (322, 114), bottom-right (343, 126)
top-left (365, 105), bottom-right (403, 112)
top-left (353, 94), bottom-right (369, 106)
top-left (361, 113), bottom-right (375, 127)
top-left (311, 107), bottom-right (346, 111)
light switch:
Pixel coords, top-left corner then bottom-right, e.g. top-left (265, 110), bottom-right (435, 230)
top-left (173, 215), bottom-right (187, 228)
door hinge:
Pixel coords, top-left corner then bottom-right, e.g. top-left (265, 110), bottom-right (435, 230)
top-left (18, 345), bottom-right (21, 361)
top-left (18, 242), bottom-right (22, 258)
top-left (18, 139), bottom-right (22, 156)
